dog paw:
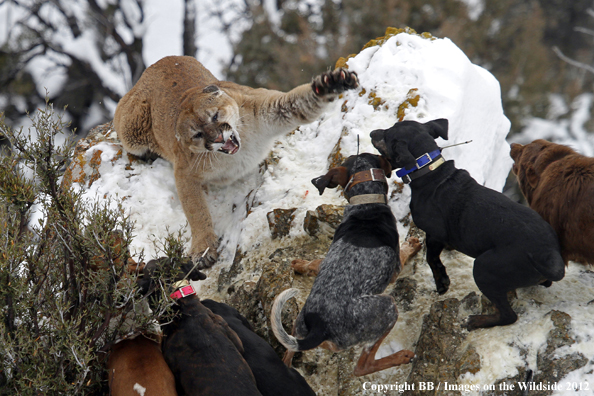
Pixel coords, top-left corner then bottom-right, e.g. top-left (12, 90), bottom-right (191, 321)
top-left (400, 236), bottom-right (423, 263)
top-left (312, 68), bottom-right (359, 96)
top-left (396, 349), bottom-right (415, 365)
top-left (291, 259), bottom-right (322, 276)
top-left (463, 314), bottom-right (504, 331)
top-left (540, 279), bottom-right (553, 288)
top-left (435, 276), bottom-right (450, 295)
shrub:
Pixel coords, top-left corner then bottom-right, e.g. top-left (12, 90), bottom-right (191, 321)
top-left (0, 102), bottom-right (181, 395)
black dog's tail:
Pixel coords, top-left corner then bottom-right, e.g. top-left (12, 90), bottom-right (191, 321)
top-left (270, 288), bottom-right (327, 351)
top-left (530, 250), bottom-right (565, 282)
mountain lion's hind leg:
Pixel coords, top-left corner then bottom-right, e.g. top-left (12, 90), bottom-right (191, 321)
top-left (114, 92), bottom-right (159, 158)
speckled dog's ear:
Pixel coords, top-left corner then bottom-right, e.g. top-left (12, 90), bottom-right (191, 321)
top-left (311, 166), bottom-right (349, 195)
top-left (378, 156), bottom-right (393, 178)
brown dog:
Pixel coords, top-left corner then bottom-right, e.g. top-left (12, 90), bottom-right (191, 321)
top-left (510, 139), bottom-right (594, 265)
top-left (108, 335), bottom-right (178, 396)
top-left (96, 232), bottom-right (178, 396)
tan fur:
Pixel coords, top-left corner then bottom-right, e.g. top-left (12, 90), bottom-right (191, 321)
top-left (114, 56), bottom-right (357, 265)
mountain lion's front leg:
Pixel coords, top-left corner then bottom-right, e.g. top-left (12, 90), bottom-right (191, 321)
top-left (174, 166), bottom-right (219, 268)
top-left (256, 68), bottom-right (359, 133)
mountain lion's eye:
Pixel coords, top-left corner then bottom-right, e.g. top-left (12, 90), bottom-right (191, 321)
top-left (212, 112), bottom-right (219, 122)
top-left (194, 132), bottom-right (203, 139)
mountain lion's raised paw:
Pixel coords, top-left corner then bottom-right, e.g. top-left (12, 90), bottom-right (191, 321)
top-left (312, 68), bottom-right (359, 96)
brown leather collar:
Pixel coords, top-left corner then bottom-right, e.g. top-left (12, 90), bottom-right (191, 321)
top-left (345, 168), bottom-right (388, 193)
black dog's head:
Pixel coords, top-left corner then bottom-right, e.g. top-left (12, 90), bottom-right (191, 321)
top-left (138, 257), bottom-right (207, 299)
top-left (370, 119), bottom-right (448, 169)
top-left (311, 153), bottom-right (392, 196)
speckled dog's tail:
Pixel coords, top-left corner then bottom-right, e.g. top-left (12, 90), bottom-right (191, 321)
top-left (271, 288), bottom-right (327, 352)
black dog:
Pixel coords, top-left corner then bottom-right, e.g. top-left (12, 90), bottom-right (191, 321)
top-left (370, 119), bottom-right (565, 330)
top-left (138, 258), bottom-right (262, 396)
top-left (201, 300), bottom-right (316, 396)
top-left (271, 153), bottom-right (416, 376)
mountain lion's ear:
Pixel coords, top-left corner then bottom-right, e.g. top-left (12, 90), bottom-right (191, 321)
top-left (203, 85), bottom-right (220, 94)
top-left (311, 166), bottom-right (349, 195)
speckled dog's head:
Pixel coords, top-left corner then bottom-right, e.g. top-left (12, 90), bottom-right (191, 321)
top-left (370, 119), bottom-right (448, 169)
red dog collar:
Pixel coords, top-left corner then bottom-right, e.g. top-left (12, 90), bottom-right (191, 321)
top-left (170, 284), bottom-right (196, 299)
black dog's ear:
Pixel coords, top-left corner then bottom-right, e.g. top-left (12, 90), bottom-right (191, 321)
top-left (427, 118), bottom-right (449, 140)
top-left (137, 258), bottom-right (162, 296)
top-left (370, 129), bottom-right (389, 158)
top-left (391, 140), bottom-right (417, 170)
top-left (311, 166), bottom-right (349, 195)
top-left (188, 267), bottom-right (207, 281)
top-left (180, 258), bottom-right (207, 281)
top-left (378, 156), bottom-right (393, 178)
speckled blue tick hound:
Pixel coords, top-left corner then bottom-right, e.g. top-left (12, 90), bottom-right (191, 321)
top-left (270, 153), bottom-right (420, 376)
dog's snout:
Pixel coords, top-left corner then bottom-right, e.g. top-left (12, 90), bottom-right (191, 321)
top-left (370, 130), bottom-right (383, 142)
top-left (370, 130), bottom-right (390, 158)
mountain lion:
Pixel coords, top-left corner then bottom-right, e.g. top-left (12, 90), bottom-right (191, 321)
top-left (114, 56), bottom-right (358, 267)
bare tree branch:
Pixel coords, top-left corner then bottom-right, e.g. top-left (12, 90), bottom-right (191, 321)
top-left (553, 46), bottom-right (594, 75)
top-left (183, 0), bottom-right (198, 57)
top-left (575, 27), bottom-right (594, 37)
top-left (51, 0), bottom-right (82, 38)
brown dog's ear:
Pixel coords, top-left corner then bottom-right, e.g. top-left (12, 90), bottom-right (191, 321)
top-left (379, 156), bottom-right (393, 178)
top-left (525, 165), bottom-right (539, 188)
top-left (311, 166), bottom-right (349, 195)
top-left (509, 143), bottom-right (524, 162)
top-left (427, 118), bottom-right (449, 140)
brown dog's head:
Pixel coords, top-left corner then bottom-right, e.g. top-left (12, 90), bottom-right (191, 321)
top-left (510, 139), bottom-right (576, 203)
top-left (176, 85), bottom-right (241, 155)
top-left (311, 153), bottom-right (392, 196)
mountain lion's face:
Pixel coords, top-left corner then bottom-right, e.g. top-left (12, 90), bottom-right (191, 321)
top-left (177, 85), bottom-right (241, 155)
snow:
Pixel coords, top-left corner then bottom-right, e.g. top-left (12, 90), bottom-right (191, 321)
top-left (133, 383), bottom-right (146, 396)
top-left (459, 0), bottom-right (485, 21)
top-left (511, 93), bottom-right (594, 157)
top-left (3, 0), bottom-right (593, 391)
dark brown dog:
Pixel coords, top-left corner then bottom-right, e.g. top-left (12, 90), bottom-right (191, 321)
top-left (138, 258), bottom-right (262, 396)
top-left (510, 139), bottom-right (594, 265)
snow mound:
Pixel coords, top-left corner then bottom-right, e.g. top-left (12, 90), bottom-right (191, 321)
top-left (75, 30), bottom-right (511, 266)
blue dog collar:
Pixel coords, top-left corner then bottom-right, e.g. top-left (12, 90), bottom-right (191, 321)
top-left (395, 150), bottom-right (442, 179)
